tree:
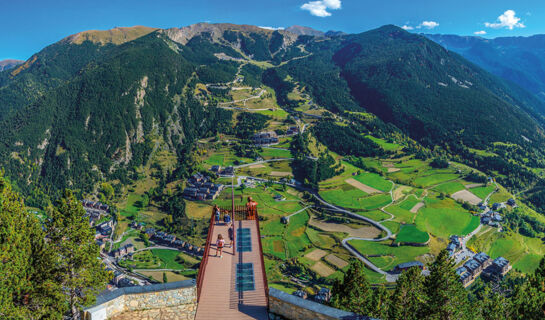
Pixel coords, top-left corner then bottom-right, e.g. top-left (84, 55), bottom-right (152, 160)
top-left (330, 259), bottom-right (375, 315)
top-left (423, 250), bottom-right (473, 320)
top-left (163, 272), bottom-right (168, 283)
top-left (387, 266), bottom-right (425, 320)
top-left (0, 177), bottom-right (64, 319)
top-left (45, 190), bottom-right (111, 319)
top-left (100, 182), bottom-right (114, 200)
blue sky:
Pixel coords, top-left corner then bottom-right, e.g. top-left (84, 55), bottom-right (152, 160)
top-left (1, 0), bottom-right (544, 60)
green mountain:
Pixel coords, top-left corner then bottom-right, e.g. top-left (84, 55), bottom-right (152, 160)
top-left (426, 33), bottom-right (545, 101)
top-left (279, 25), bottom-right (545, 147)
top-left (2, 23), bottom-right (545, 206)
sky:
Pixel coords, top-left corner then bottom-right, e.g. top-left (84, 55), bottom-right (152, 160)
top-left (1, 0), bottom-right (544, 61)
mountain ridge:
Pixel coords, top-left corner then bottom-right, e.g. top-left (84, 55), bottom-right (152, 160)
top-left (0, 59), bottom-right (24, 71)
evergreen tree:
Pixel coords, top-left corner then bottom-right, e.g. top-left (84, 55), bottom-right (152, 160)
top-left (163, 272), bottom-right (168, 283)
top-left (423, 250), bottom-right (473, 320)
top-left (388, 266), bottom-right (425, 320)
top-left (45, 190), bottom-right (111, 319)
top-left (0, 177), bottom-right (63, 319)
top-left (330, 259), bottom-right (374, 315)
top-left (371, 284), bottom-right (390, 319)
top-left (477, 286), bottom-right (511, 320)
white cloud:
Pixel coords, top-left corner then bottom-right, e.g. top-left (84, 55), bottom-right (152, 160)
top-left (259, 26), bottom-right (285, 31)
top-left (417, 21), bottom-right (439, 29)
top-left (485, 10), bottom-right (525, 29)
top-left (474, 30), bottom-right (487, 35)
top-left (401, 25), bottom-right (414, 31)
top-left (301, 0), bottom-right (342, 17)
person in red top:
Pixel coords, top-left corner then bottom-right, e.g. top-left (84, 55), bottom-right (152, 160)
top-left (246, 196), bottom-right (258, 219)
top-left (215, 234), bottom-right (225, 258)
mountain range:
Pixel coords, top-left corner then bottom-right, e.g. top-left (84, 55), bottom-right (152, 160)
top-left (0, 59), bottom-right (23, 71)
top-left (2, 23), bottom-right (545, 201)
top-left (426, 33), bottom-right (545, 101)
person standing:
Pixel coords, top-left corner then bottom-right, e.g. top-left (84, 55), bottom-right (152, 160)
top-left (246, 196), bottom-right (258, 219)
top-left (213, 204), bottom-right (221, 225)
top-left (215, 234), bottom-right (225, 258)
top-left (224, 212), bottom-right (231, 225)
top-left (228, 223), bottom-right (234, 248)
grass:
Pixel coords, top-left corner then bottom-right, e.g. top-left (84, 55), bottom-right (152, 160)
top-left (259, 148), bottom-right (292, 159)
top-left (395, 224), bottom-right (430, 244)
top-left (353, 172), bottom-right (393, 192)
top-left (415, 197), bottom-right (480, 238)
top-left (433, 181), bottom-right (466, 195)
top-left (387, 197), bottom-right (420, 223)
top-left (489, 185), bottom-right (512, 204)
top-left (470, 185), bottom-right (496, 200)
top-left (413, 173), bottom-right (459, 188)
top-left (364, 135), bottom-right (402, 151)
top-left (348, 240), bottom-right (429, 272)
top-left (285, 212), bottom-right (311, 257)
top-left (354, 210), bottom-right (391, 221)
top-left (320, 185), bottom-right (391, 210)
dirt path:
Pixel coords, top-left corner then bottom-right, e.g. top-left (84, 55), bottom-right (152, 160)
top-left (410, 202), bottom-right (425, 213)
top-left (309, 217), bottom-right (382, 238)
top-left (345, 178), bottom-right (382, 194)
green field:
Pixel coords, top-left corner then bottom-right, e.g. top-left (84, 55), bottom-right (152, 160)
top-left (413, 173), bottom-right (459, 188)
top-left (433, 181), bottom-right (466, 195)
top-left (119, 249), bottom-right (196, 270)
top-left (395, 224), bottom-right (430, 244)
top-left (348, 240), bottom-right (429, 271)
top-left (415, 197), bottom-right (480, 238)
top-left (285, 212), bottom-right (311, 257)
top-left (259, 148), bottom-right (292, 159)
top-left (353, 172), bottom-right (393, 192)
top-left (387, 197), bottom-right (420, 223)
top-left (354, 210), bottom-right (391, 221)
top-left (365, 135), bottom-right (402, 151)
top-left (470, 185), bottom-right (495, 200)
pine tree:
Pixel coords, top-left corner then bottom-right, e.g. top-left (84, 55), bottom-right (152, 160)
top-left (163, 272), bottom-right (168, 283)
top-left (330, 259), bottom-right (374, 315)
top-left (371, 284), bottom-right (390, 319)
top-left (423, 250), bottom-right (474, 320)
top-left (0, 177), bottom-right (63, 319)
top-left (478, 286), bottom-right (511, 320)
top-left (388, 266), bottom-right (425, 320)
top-left (45, 190), bottom-right (111, 319)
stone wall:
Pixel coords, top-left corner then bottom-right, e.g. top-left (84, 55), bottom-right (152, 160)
top-left (268, 288), bottom-right (370, 320)
top-left (83, 280), bottom-right (197, 320)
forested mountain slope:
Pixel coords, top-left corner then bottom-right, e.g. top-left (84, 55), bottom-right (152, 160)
top-left (279, 25), bottom-right (545, 147)
top-left (2, 23), bottom-right (545, 207)
top-left (426, 33), bottom-right (545, 101)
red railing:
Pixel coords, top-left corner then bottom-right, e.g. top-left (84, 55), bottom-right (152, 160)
top-left (196, 211), bottom-right (216, 302)
top-left (197, 204), bottom-right (269, 306)
top-left (254, 210), bottom-right (270, 308)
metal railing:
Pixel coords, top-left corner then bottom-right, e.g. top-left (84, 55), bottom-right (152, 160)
top-left (196, 210), bottom-right (216, 302)
top-left (254, 210), bottom-right (270, 308)
top-left (197, 204), bottom-right (269, 306)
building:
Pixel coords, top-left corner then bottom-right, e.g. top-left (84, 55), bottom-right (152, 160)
top-left (286, 126), bottom-right (299, 136)
top-left (507, 198), bottom-right (516, 206)
top-left (112, 244), bottom-right (135, 259)
top-left (393, 261), bottom-right (424, 273)
top-left (473, 252), bottom-right (491, 269)
top-left (183, 173), bottom-right (224, 201)
top-left (463, 259), bottom-right (482, 275)
top-left (253, 131), bottom-right (279, 145)
top-left (210, 165), bottom-right (221, 173)
top-left (314, 288), bottom-right (331, 303)
top-left (447, 235), bottom-right (462, 256)
top-left (292, 290), bottom-right (307, 299)
top-left (221, 166), bottom-right (234, 176)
